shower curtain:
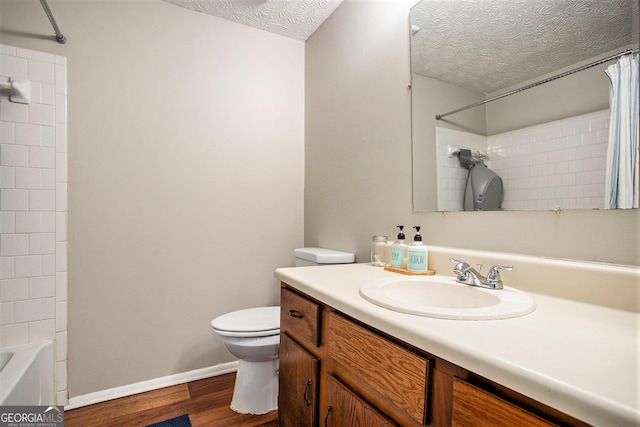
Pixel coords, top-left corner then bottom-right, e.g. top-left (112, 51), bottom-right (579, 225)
top-left (604, 53), bottom-right (639, 209)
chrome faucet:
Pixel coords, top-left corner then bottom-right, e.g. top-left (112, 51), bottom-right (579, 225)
top-left (449, 257), bottom-right (512, 290)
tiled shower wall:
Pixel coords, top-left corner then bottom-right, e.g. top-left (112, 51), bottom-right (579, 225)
top-left (436, 110), bottom-right (609, 211)
top-left (0, 44), bottom-right (68, 404)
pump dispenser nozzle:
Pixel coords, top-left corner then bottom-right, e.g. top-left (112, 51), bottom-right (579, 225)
top-left (396, 225), bottom-right (405, 239)
top-left (412, 226), bottom-right (422, 241)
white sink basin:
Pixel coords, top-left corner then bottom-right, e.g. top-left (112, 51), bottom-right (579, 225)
top-left (359, 275), bottom-right (535, 320)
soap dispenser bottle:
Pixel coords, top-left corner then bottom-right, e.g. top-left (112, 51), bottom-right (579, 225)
top-left (407, 226), bottom-right (428, 273)
top-left (390, 225), bottom-right (408, 268)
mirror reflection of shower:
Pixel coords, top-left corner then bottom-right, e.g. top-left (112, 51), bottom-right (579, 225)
top-left (457, 149), bottom-right (503, 211)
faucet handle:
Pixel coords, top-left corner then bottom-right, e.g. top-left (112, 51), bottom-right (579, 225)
top-left (449, 257), bottom-right (470, 274)
top-left (487, 265), bottom-right (512, 280)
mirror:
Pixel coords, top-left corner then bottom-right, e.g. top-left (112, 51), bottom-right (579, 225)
top-left (411, 0), bottom-right (639, 212)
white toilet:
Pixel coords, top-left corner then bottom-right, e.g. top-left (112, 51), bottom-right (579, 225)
top-left (210, 247), bottom-right (354, 415)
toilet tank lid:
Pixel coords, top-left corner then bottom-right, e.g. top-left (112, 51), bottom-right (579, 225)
top-left (294, 247), bottom-right (355, 264)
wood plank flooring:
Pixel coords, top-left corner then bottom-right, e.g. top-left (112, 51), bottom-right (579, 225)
top-left (64, 373), bottom-right (279, 427)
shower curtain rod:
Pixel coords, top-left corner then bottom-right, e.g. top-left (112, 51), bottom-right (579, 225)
top-left (39, 0), bottom-right (66, 44)
top-left (435, 48), bottom-right (639, 120)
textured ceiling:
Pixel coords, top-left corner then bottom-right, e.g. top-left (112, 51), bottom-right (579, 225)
top-left (162, 0), bottom-right (344, 41)
top-left (411, 0), bottom-right (639, 94)
top-left (161, 0), bottom-right (637, 93)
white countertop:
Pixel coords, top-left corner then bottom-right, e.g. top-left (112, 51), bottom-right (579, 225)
top-left (274, 263), bottom-right (640, 427)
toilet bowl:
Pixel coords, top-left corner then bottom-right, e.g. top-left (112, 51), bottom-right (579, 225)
top-left (211, 248), bottom-right (354, 415)
top-left (211, 306), bottom-right (280, 414)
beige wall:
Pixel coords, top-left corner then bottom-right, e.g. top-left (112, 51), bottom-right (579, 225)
top-left (0, 0), bottom-right (304, 398)
top-left (305, 0), bottom-right (639, 267)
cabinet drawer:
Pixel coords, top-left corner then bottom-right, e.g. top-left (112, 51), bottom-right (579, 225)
top-left (281, 287), bottom-right (321, 348)
top-left (328, 312), bottom-right (429, 425)
top-left (452, 378), bottom-right (556, 427)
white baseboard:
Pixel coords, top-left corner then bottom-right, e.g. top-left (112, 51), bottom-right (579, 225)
top-left (65, 361), bottom-right (239, 411)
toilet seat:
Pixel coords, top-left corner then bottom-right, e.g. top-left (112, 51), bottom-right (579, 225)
top-left (211, 306), bottom-right (280, 338)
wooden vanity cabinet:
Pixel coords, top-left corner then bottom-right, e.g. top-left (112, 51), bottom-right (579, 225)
top-left (279, 284), bottom-right (591, 427)
top-left (279, 288), bottom-right (322, 427)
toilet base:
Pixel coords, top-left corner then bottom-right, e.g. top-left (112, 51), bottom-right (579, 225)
top-left (230, 358), bottom-right (279, 415)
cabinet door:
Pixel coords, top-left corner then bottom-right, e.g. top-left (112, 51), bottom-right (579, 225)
top-left (323, 374), bottom-right (397, 427)
top-left (452, 378), bottom-right (556, 427)
top-left (279, 333), bottom-right (319, 427)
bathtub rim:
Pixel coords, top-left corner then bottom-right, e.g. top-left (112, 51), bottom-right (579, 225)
top-left (0, 340), bottom-right (54, 405)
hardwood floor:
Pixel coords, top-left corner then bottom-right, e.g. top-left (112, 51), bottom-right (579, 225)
top-left (64, 373), bottom-right (279, 427)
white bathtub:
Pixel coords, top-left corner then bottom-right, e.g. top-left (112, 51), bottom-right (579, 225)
top-left (0, 341), bottom-right (55, 405)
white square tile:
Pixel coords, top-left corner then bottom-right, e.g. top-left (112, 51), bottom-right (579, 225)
top-left (30, 233), bottom-right (55, 255)
top-left (29, 146), bottom-right (55, 168)
top-left (15, 298), bottom-right (42, 322)
top-left (0, 302), bottom-right (14, 325)
top-left (15, 123), bottom-right (42, 146)
top-left (28, 104), bottom-right (55, 126)
top-left (55, 272), bottom-right (67, 301)
top-left (42, 169), bottom-right (55, 189)
top-left (42, 125), bottom-right (55, 148)
top-left (42, 255), bottom-right (55, 276)
top-left (0, 257), bottom-right (14, 279)
top-left (0, 54), bottom-right (28, 78)
top-left (16, 211), bottom-right (42, 232)
top-left (0, 121), bottom-right (14, 143)
top-left (55, 64), bottom-right (67, 95)
top-left (29, 275), bottom-right (55, 298)
top-left (56, 183), bottom-right (67, 211)
top-left (1, 189), bottom-right (29, 210)
top-left (29, 82), bottom-right (42, 104)
top-left (17, 48), bottom-right (55, 63)
top-left (56, 153), bottom-right (66, 183)
top-left (0, 323), bottom-right (28, 346)
top-left (55, 360), bottom-right (67, 391)
top-left (0, 278), bottom-right (29, 302)
top-left (0, 212), bottom-right (15, 234)
top-left (41, 83), bottom-right (55, 105)
top-left (42, 297), bottom-right (55, 318)
top-left (55, 243), bottom-right (67, 272)
top-left (42, 212), bottom-right (55, 232)
top-left (15, 255), bottom-right (42, 278)
top-left (55, 301), bottom-right (67, 332)
top-left (55, 331), bottom-right (67, 360)
top-left (55, 125), bottom-right (66, 154)
top-left (15, 167), bottom-right (42, 189)
top-left (1, 166), bottom-right (15, 188)
top-left (28, 319), bottom-right (55, 342)
top-left (29, 189), bottom-right (55, 211)
top-left (1, 233), bottom-right (28, 256)
top-left (55, 94), bottom-right (67, 124)
top-left (1, 143), bottom-right (29, 167)
top-left (28, 60), bottom-right (55, 84)
top-left (55, 213), bottom-right (66, 241)
top-left (0, 101), bottom-right (28, 123)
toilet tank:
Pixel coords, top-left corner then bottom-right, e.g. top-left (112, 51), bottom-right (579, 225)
top-left (294, 247), bottom-right (355, 267)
